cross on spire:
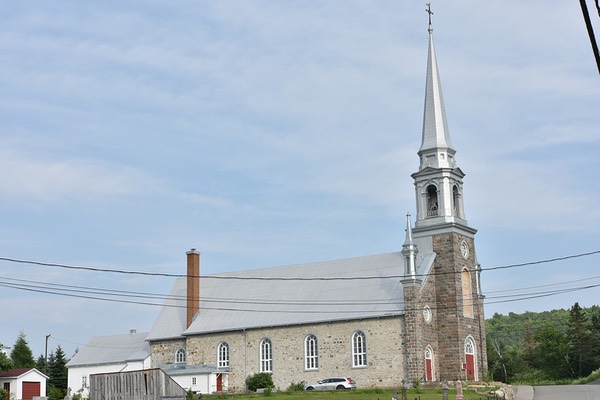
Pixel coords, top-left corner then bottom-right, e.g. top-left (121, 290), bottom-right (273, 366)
top-left (426, 2), bottom-right (433, 32)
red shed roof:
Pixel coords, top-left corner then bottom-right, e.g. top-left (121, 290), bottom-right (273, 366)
top-left (0, 368), bottom-right (34, 378)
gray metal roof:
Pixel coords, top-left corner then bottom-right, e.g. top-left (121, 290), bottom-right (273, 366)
top-left (66, 331), bottom-right (150, 367)
top-left (146, 252), bottom-right (406, 342)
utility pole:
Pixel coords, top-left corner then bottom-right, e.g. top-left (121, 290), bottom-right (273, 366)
top-left (579, 0), bottom-right (600, 74)
top-left (45, 334), bottom-right (51, 372)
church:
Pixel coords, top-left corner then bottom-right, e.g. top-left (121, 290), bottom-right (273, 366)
top-left (146, 18), bottom-right (487, 393)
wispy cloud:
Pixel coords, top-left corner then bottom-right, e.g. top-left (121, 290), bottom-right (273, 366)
top-left (0, 0), bottom-right (599, 356)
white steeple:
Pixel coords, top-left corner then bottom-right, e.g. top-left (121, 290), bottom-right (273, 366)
top-left (418, 9), bottom-right (456, 171)
top-left (412, 7), bottom-right (472, 232)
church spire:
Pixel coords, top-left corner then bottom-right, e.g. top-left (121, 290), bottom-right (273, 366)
top-left (412, 5), bottom-right (470, 229)
top-left (418, 4), bottom-right (455, 171)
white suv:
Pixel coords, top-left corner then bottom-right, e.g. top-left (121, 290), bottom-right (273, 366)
top-left (304, 377), bottom-right (357, 391)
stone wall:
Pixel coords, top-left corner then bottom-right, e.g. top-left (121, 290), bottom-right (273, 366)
top-left (150, 338), bottom-right (186, 366)
top-left (151, 317), bottom-right (406, 392)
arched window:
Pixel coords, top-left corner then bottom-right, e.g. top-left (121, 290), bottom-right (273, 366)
top-left (461, 268), bottom-right (474, 318)
top-left (424, 346), bottom-right (434, 381)
top-left (260, 338), bottom-right (273, 372)
top-left (175, 348), bottom-right (186, 364)
top-left (217, 342), bottom-right (229, 369)
top-left (464, 336), bottom-right (477, 380)
top-left (426, 185), bottom-right (438, 217)
top-left (465, 338), bottom-right (474, 354)
top-left (305, 334), bottom-right (319, 370)
top-left (351, 331), bottom-right (367, 368)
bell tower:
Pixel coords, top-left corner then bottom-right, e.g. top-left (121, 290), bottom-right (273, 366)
top-left (412, 12), bottom-right (467, 231)
top-left (402, 5), bottom-right (486, 383)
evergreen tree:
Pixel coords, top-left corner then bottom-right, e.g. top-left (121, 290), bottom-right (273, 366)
top-left (36, 354), bottom-right (47, 374)
top-left (10, 331), bottom-right (35, 368)
top-left (589, 306), bottom-right (600, 367)
top-left (531, 326), bottom-right (572, 379)
top-left (46, 351), bottom-right (60, 400)
top-left (568, 302), bottom-right (594, 377)
top-left (0, 343), bottom-right (14, 371)
top-left (48, 345), bottom-right (68, 395)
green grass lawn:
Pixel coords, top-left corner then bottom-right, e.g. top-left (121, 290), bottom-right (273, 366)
top-left (203, 388), bottom-right (492, 400)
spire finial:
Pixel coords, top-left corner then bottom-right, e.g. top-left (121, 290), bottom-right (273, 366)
top-left (426, 3), bottom-right (433, 33)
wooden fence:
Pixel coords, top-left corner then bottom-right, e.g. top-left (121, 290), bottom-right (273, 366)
top-left (89, 369), bottom-right (187, 400)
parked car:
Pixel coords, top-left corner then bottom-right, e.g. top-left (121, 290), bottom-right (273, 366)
top-left (304, 377), bottom-right (357, 391)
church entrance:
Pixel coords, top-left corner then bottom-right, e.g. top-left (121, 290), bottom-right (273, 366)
top-left (425, 347), bottom-right (434, 381)
top-left (465, 337), bottom-right (476, 380)
top-left (216, 374), bottom-right (223, 392)
top-left (465, 354), bottom-right (475, 380)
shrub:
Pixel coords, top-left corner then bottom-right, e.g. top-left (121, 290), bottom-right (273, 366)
top-left (286, 381), bottom-right (305, 392)
top-left (186, 389), bottom-right (196, 400)
top-left (411, 379), bottom-right (421, 393)
top-left (245, 372), bottom-right (274, 392)
top-left (47, 385), bottom-right (64, 400)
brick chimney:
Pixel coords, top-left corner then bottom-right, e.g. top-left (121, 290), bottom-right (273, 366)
top-left (186, 249), bottom-right (200, 328)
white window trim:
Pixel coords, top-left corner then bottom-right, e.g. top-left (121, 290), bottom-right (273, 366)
top-left (175, 348), bottom-right (186, 364)
top-left (217, 341), bottom-right (230, 369)
top-left (304, 334), bottom-right (319, 370)
top-left (351, 331), bottom-right (367, 368)
top-left (260, 338), bottom-right (273, 373)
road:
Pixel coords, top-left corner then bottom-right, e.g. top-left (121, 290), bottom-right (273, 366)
top-left (515, 385), bottom-right (600, 400)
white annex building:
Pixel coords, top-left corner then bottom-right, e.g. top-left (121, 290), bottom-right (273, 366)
top-left (146, 18), bottom-right (487, 393)
top-left (66, 330), bottom-right (151, 398)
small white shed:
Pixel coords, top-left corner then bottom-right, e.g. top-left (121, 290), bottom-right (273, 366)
top-left (0, 368), bottom-right (48, 400)
top-left (160, 364), bottom-right (228, 395)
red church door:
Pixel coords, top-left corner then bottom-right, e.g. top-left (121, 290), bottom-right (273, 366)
top-left (425, 358), bottom-right (433, 381)
top-left (216, 374), bottom-right (223, 392)
top-left (424, 347), bottom-right (434, 381)
top-left (465, 354), bottom-right (475, 380)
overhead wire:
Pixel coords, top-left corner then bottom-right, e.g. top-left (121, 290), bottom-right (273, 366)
top-left (1, 250), bottom-right (599, 316)
top-left (1, 249), bottom-right (600, 281)
top-left (1, 272), bottom-right (599, 314)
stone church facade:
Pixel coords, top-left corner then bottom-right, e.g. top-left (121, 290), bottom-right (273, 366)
top-left (147, 22), bottom-right (486, 393)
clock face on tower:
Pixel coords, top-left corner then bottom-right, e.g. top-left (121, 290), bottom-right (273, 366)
top-left (460, 240), bottom-right (469, 259)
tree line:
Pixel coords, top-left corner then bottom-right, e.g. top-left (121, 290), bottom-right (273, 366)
top-left (0, 331), bottom-right (69, 400)
top-left (486, 302), bottom-right (600, 383)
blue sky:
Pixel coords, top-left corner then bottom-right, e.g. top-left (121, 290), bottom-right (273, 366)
top-left (1, 1), bottom-right (599, 358)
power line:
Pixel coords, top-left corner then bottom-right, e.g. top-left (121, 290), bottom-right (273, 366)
top-left (1, 272), bottom-right (598, 314)
top-left (0, 275), bottom-right (401, 306)
top-left (1, 249), bottom-right (599, 280)
top-left (482, 250), bottom-right (600, 272)
top-left (485, 274), bottom-right (600, 294)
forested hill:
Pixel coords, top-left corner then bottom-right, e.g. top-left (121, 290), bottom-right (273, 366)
top-left (486, 303), bottom-right (600, 384)
top-left (487, 309), bottom-right (570, 350)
